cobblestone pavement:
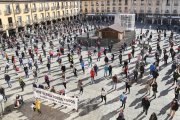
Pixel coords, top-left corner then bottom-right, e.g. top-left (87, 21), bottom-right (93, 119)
top-left (1, 26), bottom-right (180, 120)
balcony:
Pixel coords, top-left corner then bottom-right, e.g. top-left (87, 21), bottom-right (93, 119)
top-left (65, 6), bottom-right (68, 9)
top-left (112, 3), bottom-right (116, 6)
top-left (165, 10), bottom-right (169, 14)
top-left (56, 6), bottom-right (60, 10)
top-left (33, 19), bottom-right (38, 23)
top-left (140, 10), bottom-right (144, 13)
top-left (4, 10), bottom-right (12, 15)
top-left (91, 4), bottom-right (94, 6)
top-left (45, 7), bottom-right (49, 11)
top-left (51, 6), bottom-right (55, 10)
top-left (148, 3), bottom-right (151, 6)
top-left (39, 7), bottom-right (43, 12)
top-left (166, 4), bottom-right (170, 6)
top-left (17, 22), bottom-right (23, 27)
top-left (24, 8), bottom-right (29, 13)
top-left (38, 18), bottom-right (44, 22)
top-left (6, 23), bottom-right (16, 29)
top-left (15, 9), bottom-right (21, 14)
top-left (155, 10), bottom-right (160, 14)
top-left (147, 10), bottom-right (152, 13)
top-left (101, 4), bottom-right (104, 6)
top-left (25, 20), bottom-right (31, 25)
top-left (107, 3), bottom-right (110, 6)
top-left (173, 10), bottom-right (177, 14)
top-left (31, 8), bottom-right (36, 12)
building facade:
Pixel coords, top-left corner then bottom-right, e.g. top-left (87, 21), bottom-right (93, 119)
top-left (81, 0), bottom-right (180, 26)
top-left (0, 0), bottom-right (80, 36)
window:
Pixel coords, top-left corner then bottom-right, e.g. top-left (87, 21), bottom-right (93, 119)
top-left (125, 0), bottom-right (128, 5)
top-left (5, 4), bottom-right (11, 14)
top-left (17, 16), bottom-right (22, 26)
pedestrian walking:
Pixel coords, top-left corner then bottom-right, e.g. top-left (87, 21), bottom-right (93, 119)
top-left (168, 99), bottom-right (179, 119)
top-left (46, 62), bottom-right (51, 74)
top-left (93, 64), bottom-right (98, 76)
top-left (116, 108), bottom-right (125, 120)
top-left (62, 74), bottom-right (67, 89)
top-left (80, 60), bottom-right (85, 74)
top-left (141, 96), bottom-right (150, 115)
top-left (125, 79), bottom-right (131, 94)
top-left (119, 92), bottom-right (127, 109)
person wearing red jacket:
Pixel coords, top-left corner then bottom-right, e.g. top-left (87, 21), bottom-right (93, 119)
top-left (97, 51), bottom-right (101, 61)
top-left (90, 68), bottom-right (95, 84)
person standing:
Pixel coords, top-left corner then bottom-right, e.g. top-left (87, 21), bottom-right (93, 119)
top-left (101, 88), bottom-right (107, 104)
top-left (62, 74), bottom-right (67, 89)
top-left (119, 53), bottom-right (122, 65)
top-left (168, 99), bottom-right (179, 119)
top-left (80, 60), bottom-right (85, 74)
top-left (108, 65), bottom-right (112, 76)
top-left (119, 92), bottom-right (127, 109)
top-left (128, 52), bottom-right (132, 63)
top-left (93, 64), bottom-right (98, 76)
top-left (33, 70), bottom-right (38, 83)
top-left (112, 74), bottom-right (118, 90)
top-left (125, 79), bottom-right (131, 94)
top-left (104, 55), bottom-right (109, 64)
top-left (90, 68), bottom-right (95, 84)
top-left (44, 74), bottom-right (50, 88)
top-left (104, 64), bottom-right (109, 77)
top-left (151, 81), bottom-right (158, 98)
top-left (4, 74), bottom-right (12, 88)
top-left (172, 70), bottom-right (179, 86)
top-left (35, 99), bottom-right (42, 114)
top-left (18, 77), bottom-right (25, 91)
top-left (97, 51), bottom-right (101, 61)
top-left (149, 112), bottom-right (157, 120)
top-left (116, 108), bottom-right (125, 120)
top-left (0, 86), bottom-right (7, 101)
top-left (46, 62), bottom-right (51, 74)
top-left (78, 79), bottom-right (83, 94)
top-left (141, 96), bottom-right (150, 115)
top-left (174, 85), bottom-right (179, 99)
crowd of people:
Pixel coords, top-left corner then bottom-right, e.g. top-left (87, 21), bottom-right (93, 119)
top-left (0, 17), bottom-right (179, 120)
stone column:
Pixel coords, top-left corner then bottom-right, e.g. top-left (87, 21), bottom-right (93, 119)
top-left (161, 19), bottom-right (163, 25)
top-left (152, 18), bottom-right (154, 24)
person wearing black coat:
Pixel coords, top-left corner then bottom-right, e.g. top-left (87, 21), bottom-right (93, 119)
top-left (174, 85), bottom-right (179, 99)
top-left (0, 86), bottom-right (7, 101)
top-left (152, 70), bottom-right (159, 81)
top-left (151, 81), bottom-right (158, 98)
top-left (141, 96), bottom-right (150, 115)
top-left (140, 65), bottom-right (144, 78)
top-left (168, 99), bottom-right (179, 119)
top-left (173, 70), bottom-right (179, 85)
top-left (109, 65), bottom-right (112, 76)
top-left (104, 56), bottom-right (109, 64)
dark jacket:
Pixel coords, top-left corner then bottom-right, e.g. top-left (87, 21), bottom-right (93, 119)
top-left (5, 74), bottom-right (10, 81)
top-left (173, 72), bottom-right (179, 79)
top-left (152, 83), bottom-right (158, 92)
top-left (142, 98), bottom-right (150, 109)
top-left (171, 101), bottom-right (179, 111)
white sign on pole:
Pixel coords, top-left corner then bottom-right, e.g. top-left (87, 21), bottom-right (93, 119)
top-left (34, 88), bottom-right (78, 110)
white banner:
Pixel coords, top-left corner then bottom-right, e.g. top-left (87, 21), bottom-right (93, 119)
top-left (34, 88), bottom-right (78, 110)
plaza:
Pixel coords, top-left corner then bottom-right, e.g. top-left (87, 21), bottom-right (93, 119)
top-left (0, 0), bottom-right (180, 120)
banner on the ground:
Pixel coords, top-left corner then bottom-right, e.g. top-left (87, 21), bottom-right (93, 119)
top-left (34, 88), bottom-right (78, 110)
